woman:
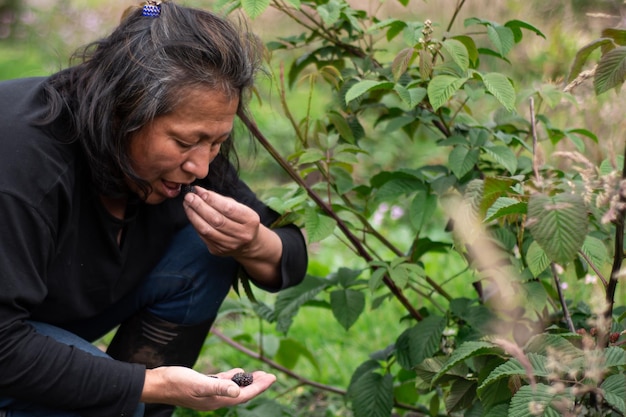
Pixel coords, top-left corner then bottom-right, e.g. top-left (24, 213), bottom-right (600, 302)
top-left (0, 1), bottom-right (307, 416)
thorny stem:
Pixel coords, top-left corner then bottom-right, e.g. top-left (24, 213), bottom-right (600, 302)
top-left (602, 141), bottom-right (626, 346)
top-left (238, 110), bottom-right (424, 322)
top-left (211, 327), bottom-right (428, 414)
top-left (551, 263), bottom-right (576, 333)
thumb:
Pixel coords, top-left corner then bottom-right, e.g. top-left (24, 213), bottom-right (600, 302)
top-left (208, 376), bottom-right (240, 398)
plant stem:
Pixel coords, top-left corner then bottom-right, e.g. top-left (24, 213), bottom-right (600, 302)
top-left (238, 110), bottom-right (423, 321)
top-left (211, 326), bottom-right (429, 414)
top-left (602, 141), bottom-right (626, 346)
top-left (551, 263), bottom-right (576, 333)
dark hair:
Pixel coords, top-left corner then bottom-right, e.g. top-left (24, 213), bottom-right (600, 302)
top-left (41, 1), bottom-right (261, 197)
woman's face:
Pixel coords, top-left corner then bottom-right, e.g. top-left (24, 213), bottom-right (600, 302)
top-left (128, 87), bottom-right (239, 204)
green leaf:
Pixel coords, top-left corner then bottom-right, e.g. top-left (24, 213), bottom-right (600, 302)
top-left (602, 374), bottom-right (626, 414)
top-left (508, 384), bottom-right (571, 417)
top-left (304, 206), bottom-right (337, 243)
top-left (328, 111), bottom-right (356, 143)
top-left (504, 19), bottom-right (546, 41)
top-left (410, 189), bottom-right (437, 232)
top-left (487, 25), bottom-right (515, 57)
top-left (567, 38), bottom-right (613, 83)
top-left (524, 334), bottom-right (582, 358)
top-left (478, 353), bottom-right (548, 396)
top-left (394, 85), bottom-right (427, 108)
top-left (482, 145), bottom-right (518, 173)
top-left (484, 197), bottom-right (526, 223)
top-left (481, 73), bottom-right (516, 111)
top-left (345, 80), bottom-right (395, 104)
top-left (581, 236), bottom-right (609, 271)
top-left (595, 46), bottom-right (626, 95)
top-left (604, 346), bottom-right (626, 368)
top-left (527, 193), bottom-right (588, 265)
top-left (396, 315), bottom-right (446, 370)
top-left (330, 289), bottom-right (366, 330)
top-left (392, 47), bottom-right (417, 80)
top-left (442, 39), bottom-right (470, 72)
top-left (445, 379), bottom-right (477, 413)
top-left (298, 148), bottom-right (326, 165)
top-left (432, 341), bottom-right (501, 384)
top-left (427, 75), bottom-right (468, 110)
top-left (349, 372), bottom-right (394, 417)
top-left (317, 0), bottom-right (342, 25)
top-left (449, 146), bottom-right (479, 179)
top-left (274, 276), bottom-right (329, 333)
top-left (275, 337), bottom-right (321, 373)
top-left (526, 241), bottom-right (550, 277)
top-left (240, 0), bottom-right (270, 19)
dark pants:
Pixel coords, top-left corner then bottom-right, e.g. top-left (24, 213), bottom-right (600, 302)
top-left (0, 225), bottom-right (238, 417)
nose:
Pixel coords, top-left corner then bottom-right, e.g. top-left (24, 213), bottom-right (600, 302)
top-left (182, 142), bottom-right (212, 179)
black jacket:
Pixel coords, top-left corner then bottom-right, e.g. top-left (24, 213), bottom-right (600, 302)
top-left (0, 77), bottom-right (307, 416)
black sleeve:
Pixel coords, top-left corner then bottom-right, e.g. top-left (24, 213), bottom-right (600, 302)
top-left (0, 192), bottom-right (145, 417)
top-left (201, 159), bottom-right (308, 291)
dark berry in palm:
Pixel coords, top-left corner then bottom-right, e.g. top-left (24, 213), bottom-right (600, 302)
top-left (231, 372), bottom-right (253, 387)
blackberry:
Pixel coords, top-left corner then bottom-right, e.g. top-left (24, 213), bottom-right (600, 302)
top-left (182, 184), bottom-right (196, 195)
top-left (231, 372), bottom-right (253, 387)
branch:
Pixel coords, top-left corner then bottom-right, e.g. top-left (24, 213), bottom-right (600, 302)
top-left (577, 249), bottom-right (608, 287)
top-left (211, 326), bottom-right (428, 414)
top-left (551, 263), bottom-right (576, 333)
top-left (238, 110), bottom-right (423, 322)
top-left (602, 141), bottom-right (626, 346)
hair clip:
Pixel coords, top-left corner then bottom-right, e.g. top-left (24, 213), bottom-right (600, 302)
top-left (142, 1), bottom-right (161, 17)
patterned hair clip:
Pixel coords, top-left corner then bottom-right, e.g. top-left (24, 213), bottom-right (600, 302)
top-left (142, 1), bottom-right (161, 17)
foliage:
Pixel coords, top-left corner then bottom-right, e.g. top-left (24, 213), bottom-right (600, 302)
top-left (202, 0), bottom-right (626, 416)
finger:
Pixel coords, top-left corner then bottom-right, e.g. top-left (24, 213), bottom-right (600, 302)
top-left (194, 188), bottom-right (248, 224)
top-left (183, 192), bottom-right (229, 231)
top-left (200, 374), bottom-right (240, 398)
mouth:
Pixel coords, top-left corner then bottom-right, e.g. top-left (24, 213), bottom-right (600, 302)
top-left (161, 179), bottom-right (183, 198)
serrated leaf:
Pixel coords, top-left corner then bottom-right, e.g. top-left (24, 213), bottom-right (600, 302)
top-left (298, 148), bottom-right (326, 165)
top-left (527, 241), bottom-right (550, 277)
top-left (485, 197), bottom-right (526, 223)
top-left (524, 334), bottom-right (582, 358)
top-left (394, 85), bottom-right (427, 108)
top-left (581, 235), bottom-right (609, 271)
top-left (345, 80), bottom-right (395, 104)
top-left (482, 145), bottom-right (518, 173)
top-left (274, 276), bottom-right (329, 333)
top-left (445, 379), bottom-right (477, 413)
top-left (601, 374), bottom-right (626, 414)
top-left (350, 372), bottom-right (394, 417)
top-left (442, 39), bottom-right (470, 72)
top-left (527, 193), bottom-right (588, 265)
top-left (392, 47), bottom-right (417, 80)
top-left (508, 383), bottom-right (571, 417)
top-left (481, 73), bottom-right (516, 111)
top-left (427, 75), bottom-right (468, 110)
top-left (487, 25), bottom-right (515, 56)
top-left (449, 146), bottom-right (479, 179)
top-left (241, 0), bottom-right (270, 19)
top-left (478, 353), bottom-right (548, 396)
top-left (432, 341), bottom-right (500, 384)
top-left (603, 346), bottom-right (626, 368)
top-left (330, 289), bottom-right (365, 330)
top-left (396, 315), bottom-right (446, 370)
top-left (317, 0), bottom-right (341, 25)
top-left (304, 206), bottom-right (337, 243)
top-left (595, 46), bottom-right (626, 95)
top-left (567, 38), bottom-right (613, 83)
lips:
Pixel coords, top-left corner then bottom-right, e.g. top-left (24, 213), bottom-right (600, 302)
top-left (161, 179), bottom-right (183, 198)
